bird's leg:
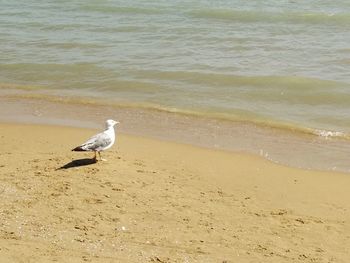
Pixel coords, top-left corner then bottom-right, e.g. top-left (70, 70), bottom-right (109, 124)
top-left (93, 151), bottom-right (97, 162)
top-left (98, 151), bottom-right (107, 161)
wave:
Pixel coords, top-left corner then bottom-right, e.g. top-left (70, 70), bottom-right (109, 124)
top-left (314, 129), bottom-right (346, 138)
top-left (132, 70), bottom-right (350, 105)
top-left (81, 5), bottom-right (163, 15)
top-left (36, 42), bottom-right (105, 50)
top-left (188, 9), bottom-right (350, 25)
top-left (133, 70), bottom-right (344, 88)
top-left (1, 84), bottom-right (350, 142)
top-left (0, 63), bottom-right (117, 84)
top-left (2, 64), bottom-right (350, 106)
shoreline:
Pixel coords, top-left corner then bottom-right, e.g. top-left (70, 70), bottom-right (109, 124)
top-left (0, 122), bottom-right (349, 262)
top-left (1, 94), bottom-right (350, 173)
top-left (2, 86), bottom-right (350, 139)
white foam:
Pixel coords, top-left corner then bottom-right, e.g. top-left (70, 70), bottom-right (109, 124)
top-left (315, 129), bottom-right (345, 138)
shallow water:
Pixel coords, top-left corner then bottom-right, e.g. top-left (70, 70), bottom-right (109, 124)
top-left (1, 96), bottom-right (350, 174)
top-left (1, 0), bottom-right (350, 172)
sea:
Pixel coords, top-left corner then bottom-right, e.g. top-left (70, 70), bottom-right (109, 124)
top-left (1, 0), bottom-right (350, 172)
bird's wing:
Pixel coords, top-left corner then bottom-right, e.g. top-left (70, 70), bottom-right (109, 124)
top-left (79, 132), bottom-right (112, 151)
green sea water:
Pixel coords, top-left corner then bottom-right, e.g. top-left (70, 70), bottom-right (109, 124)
top-left (1, 0), bottom-right (350, 171)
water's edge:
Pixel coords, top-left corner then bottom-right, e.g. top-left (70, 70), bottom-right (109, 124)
top-left (1, 94), bottom-right (349, 174)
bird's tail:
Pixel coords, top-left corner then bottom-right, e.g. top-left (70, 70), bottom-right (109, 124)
top-left (72, 146), bottom-right (85, 151)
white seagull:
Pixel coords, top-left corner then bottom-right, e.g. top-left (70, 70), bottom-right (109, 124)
top-left (72, 119), bottom-right (119, 161)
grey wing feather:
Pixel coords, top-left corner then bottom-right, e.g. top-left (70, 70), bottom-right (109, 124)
top-left (80, 132), bottom-right (112, 151)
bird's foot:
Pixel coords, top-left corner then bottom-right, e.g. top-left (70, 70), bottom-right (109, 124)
top-left (100, 158), bottom-right (107, 162)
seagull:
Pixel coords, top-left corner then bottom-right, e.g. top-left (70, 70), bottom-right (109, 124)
top-left (72, 119), bottom-right (119, 161)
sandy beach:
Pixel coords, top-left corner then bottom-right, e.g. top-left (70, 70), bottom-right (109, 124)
top-left (1, 0), bottom-right (350, 262)
top-left (0, 122), bottom-right (349, 262)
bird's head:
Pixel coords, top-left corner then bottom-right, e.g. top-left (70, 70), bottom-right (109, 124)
top-left (106, 119), bottom-right (120, 128)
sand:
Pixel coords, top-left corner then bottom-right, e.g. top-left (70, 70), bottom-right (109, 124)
top-left (0, 122), bottom-right (349, 262)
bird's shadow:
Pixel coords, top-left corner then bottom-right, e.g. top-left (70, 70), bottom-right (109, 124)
top-left (57, 158), bottom-right (97, 170)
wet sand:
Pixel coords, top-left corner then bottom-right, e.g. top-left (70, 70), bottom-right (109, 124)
top-left (1, 95), bottom-right (350, 173)
top-left (0, 122), bottom-right (349, 262)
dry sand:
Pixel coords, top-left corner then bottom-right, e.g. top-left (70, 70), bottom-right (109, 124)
top-left (0, 122), bottom-right (349, 262)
